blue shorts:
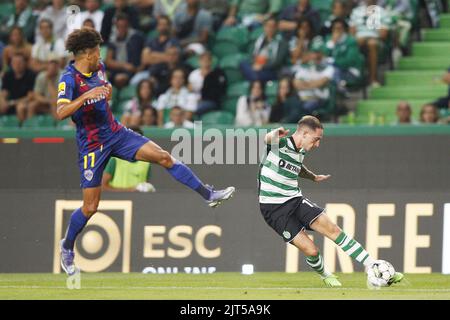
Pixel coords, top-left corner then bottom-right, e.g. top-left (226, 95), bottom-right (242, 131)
top-left (78, 127), bottom-right (150, 188)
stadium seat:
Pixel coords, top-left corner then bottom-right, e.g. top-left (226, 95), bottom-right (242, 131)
top-left (219, 53), bottom-right (249, 84)
top-left (265, 80), bottom-right (279, 97)
top-left (119, 85), bottom-right (137, 102)
top-left (22, 115), bottom-right (55, 128)
top-left (0, 3), bottom-right (14, 19)
top-left (100, 45), bottom-right (108, 61)
top-left (215, 26), bottom-right (249, 51)
top-left (186, 54), bottom-right (218, 69)
top-left (423, 29), bottom-right (450, 42)
top-left (0, 115), bottom-right (19, 128)
top-left (413, 42), bottom-right (450, 57)
top-left (212, 41), bottom-right (241, 58)
top-left (222, 97), bottom-right (239, 115)
top-left (440, 14), bottom-right (450, 28)
top-left (226, 81), bottom-right (250, 98)
top-left (398, 57), bottom-right (450, 70)
top-left (384, 71), bottom-right (443, 87)
top-left (369, 85), bottom-right (447, 100)
top-left (201, 111), bottom-right (234, 125)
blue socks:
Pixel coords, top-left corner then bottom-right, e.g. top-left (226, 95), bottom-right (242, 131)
top-left (166, 161), bottom-right (212, 200)
top-left (63, 207), bottom-right (89, 250)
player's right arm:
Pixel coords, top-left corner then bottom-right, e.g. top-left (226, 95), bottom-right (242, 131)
top-left (264, 127), bottom-right (290, 145)
top-left (56, 74), bottom-right (110, 120)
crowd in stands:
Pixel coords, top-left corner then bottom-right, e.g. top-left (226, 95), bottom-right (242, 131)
top-left (0, 0), bottom-right (448, 128)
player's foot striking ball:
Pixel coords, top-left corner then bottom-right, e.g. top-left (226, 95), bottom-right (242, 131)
top-left (57, 28), bottom-right (234, 275)
top-left (258, 116), bottom-right (403, 287)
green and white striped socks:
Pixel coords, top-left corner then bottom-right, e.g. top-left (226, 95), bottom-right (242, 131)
top-left (305, 253), bottom-right (332, 278)
top-left (334, 231), bottom-right (374, 267)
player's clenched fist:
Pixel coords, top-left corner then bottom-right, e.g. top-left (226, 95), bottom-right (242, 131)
top-left (276, 127), bottom-right (290, 138)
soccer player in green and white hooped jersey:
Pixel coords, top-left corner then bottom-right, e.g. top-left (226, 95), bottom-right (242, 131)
top-left (258, 115), bottom-right (404, 287)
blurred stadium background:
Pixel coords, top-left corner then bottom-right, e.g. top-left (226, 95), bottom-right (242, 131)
top-left (0, 0), bottom-right (449, 299)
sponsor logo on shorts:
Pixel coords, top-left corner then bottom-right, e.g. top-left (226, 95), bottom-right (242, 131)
top-left (283, 231), bottom-right (291, 239)
top-left (84, 169), bottom-right (94, 181)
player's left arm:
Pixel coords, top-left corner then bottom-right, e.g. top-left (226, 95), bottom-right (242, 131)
top-left (300, 164), bottom-right (331, 182)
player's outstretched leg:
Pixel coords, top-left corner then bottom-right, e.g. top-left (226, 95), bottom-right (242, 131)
top-left (291, 231), bottom-right (341, 287)
top-left (310, 215), bottom-right (404, 284)
top-left (135, 141), bottom-right (235, 208)
top-left (60, 187), bottom-right (100, 275)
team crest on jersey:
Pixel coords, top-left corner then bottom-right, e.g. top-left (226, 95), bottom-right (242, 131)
top-left (283, 231), bottom-right (291, 239)
top-left (84, 169), bottom-right (94, 181)
top-left (58, 82), bottom-right (66, 97)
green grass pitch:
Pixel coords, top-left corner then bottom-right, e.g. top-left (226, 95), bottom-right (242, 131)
top-left (1, 273), bottom-right (449, 300)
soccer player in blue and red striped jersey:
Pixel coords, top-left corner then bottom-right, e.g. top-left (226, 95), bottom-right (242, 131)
top-left (57, 28), bottom-right (235, 276)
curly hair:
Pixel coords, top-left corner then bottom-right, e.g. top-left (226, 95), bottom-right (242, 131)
top-left (65, 27), bottom-right (103, 55)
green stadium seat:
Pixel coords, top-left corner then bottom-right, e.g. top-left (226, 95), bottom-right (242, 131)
top-left (215, 26), bottom-right (249, 50)
top-left (100, 45), bottom-right (108, 61)
top-left (440, 14), bottom-right (450, 28)
top-left (385, 71), bottom-right (443, 87)
top-left (223, 97), bottom-right (239, 115)
top-left (119, 85), bottom-right (137, 102)
top-left (265, 80), bottom-right (279, 97)
top-left (423, 29), bottom-right (450, 42)
top-left (219, 53), bottom-right (249, 84)
top-left (413, 42), bottom-right (450, 57)
top-left (201, 111), bottom-right (235, 125)
top-left (56, 118), bottom-right (75, 129)
top-left (369, 85), bottom-right (447, 100)
top-left (0, 115), bottom-right (19, 128)
top-left (186, 54), bottom-right (218, 69)
top-left (0, 3), bottom-right (14, 19)
top-left (212, 41), bottom-right (241, 58)
top-left (398, 57), bottom-right (450, 70)
top-left (22, 115), bottom-right (55, 128)
top-left (356, 99), bottom-right (428, 122)
top-left (227, 81), bottom-right (249, 97)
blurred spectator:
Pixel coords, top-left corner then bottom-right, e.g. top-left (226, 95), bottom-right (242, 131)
top-left (121, 79), bottom-right (155, 127)
top-left (71, 0), bottom-right (104, 33)
top-left (235, 80), bottom-right (271, 126)
top-left (289, 18), bottom-right (316, 69)
top-left (142, 106), bottom-right (158, 126)
top-left (2, 27), bottom-right (32, 74)
top-left (102, 126), bottom-right (156, 193)
top-left (174, 0), bottom-right (213, 51)
top-left (128, 0), bottom-right (155, 34)
top-left (432, 67), bottom-right (450, 110)
top-left (321, 0), bottom-right (350, 36)
top-left (37, 0), bottom-right (68, 43)
top-left (349, 0), bottom-right (390, 87)
top-left (156, 68), bottom-right (196, 126)
top-left (131, 15), bottom-right (179, 86)
top-left (224, 0), bottom-right (283, 27)
top-left (104, 13), bottom-right (145, 88)
top-left (240, 18), bottom-right (288, 82)
top-left (0, 53), bottom-right (36, 123)
top-left (164, 106), bottom-right (195, 128)
top-left (293, 38), bottom-right (334, 113)
top-left (325, 18), bottom-right (364, 93)
top-left (101, 0), bottom-right (140, 43)
top-left (269, 77), bottom-right (303, 123)
top-left (379, 0), bottom-right (412, 53)
top-left (200, 0), bottom-right (229, 31)
top-left (188, 51), bottom-right (227, 116)
top-left (278, 0), bottom-right (321, 38)
top-left (27, 55), bottom-right (61, 120)
top-left (420, 104), bottom-right (440, 124)
top-left (393, 101), bottom-right (418, 124)
top-left (153, 0), bottom-right (186, 20)
top-left (30, 19), bottom-right (67, 73)
top-left (0, 0), bottom-right (37, 44)
top-left (82, 18), bottom-right (97, 29)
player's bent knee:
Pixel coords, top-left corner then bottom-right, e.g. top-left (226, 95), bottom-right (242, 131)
top-left (158, 151), bottom-right (174, 168)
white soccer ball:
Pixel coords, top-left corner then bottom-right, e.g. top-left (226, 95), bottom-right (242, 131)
top-left (367, 260), bottom-right (396, 288)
